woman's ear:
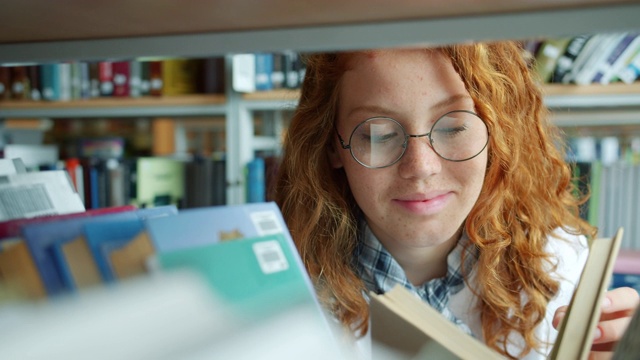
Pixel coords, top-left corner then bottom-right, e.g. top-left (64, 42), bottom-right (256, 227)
top-left (328, 140), bottom-right (344, 169)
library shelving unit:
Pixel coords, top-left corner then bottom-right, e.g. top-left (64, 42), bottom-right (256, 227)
top-left (1, 0), bottom-right (640, 204)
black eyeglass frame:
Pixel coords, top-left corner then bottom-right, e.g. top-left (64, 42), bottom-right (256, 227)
top-left (335, 110), bottom-right (490, 169)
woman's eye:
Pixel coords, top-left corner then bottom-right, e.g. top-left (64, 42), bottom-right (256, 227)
top-left (366, 131), bottom-right (399, 143)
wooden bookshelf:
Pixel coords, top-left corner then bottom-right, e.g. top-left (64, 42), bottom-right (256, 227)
top-left (0, 95), bottom-right (227, 118)
top-left (1, 1), bottom-right (639, 63)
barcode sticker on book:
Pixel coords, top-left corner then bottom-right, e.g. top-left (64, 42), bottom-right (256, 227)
top-left (0, 184), bottom-right (55, 220)
top-left (253, 240), bottom-right (289, 274)
top-left (250, 211), bottom-right (283, 236)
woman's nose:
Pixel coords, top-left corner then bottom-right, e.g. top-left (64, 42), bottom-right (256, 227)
top-left (397, 136), bottom-right (442, 179)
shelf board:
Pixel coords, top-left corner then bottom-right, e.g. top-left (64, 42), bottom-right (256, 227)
top-left (0, 95), bottom-right (227, 118)
top-left (543, 83), bottom-right (640, 109)
top-left (1, 1), bottom-right (640, 63)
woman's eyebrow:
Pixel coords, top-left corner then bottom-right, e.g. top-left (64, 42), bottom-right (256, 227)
top-left (431, 94), bottom-right (475, 112)
top-left (346, 94), bottom-right (474, 119)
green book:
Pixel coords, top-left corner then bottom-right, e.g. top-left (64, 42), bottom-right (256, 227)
top-left (158, 233), bottom-right (320, 321)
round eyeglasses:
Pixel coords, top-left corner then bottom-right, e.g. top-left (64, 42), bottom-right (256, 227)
top-left (336, 110), bottom-right (489, 169)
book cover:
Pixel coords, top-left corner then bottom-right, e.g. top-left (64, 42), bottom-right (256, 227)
top-left (0, 238), bottom-right (47, 299)
top-left (550, 35), bottom-right (591, 83)
top-left (27, 65), bottom-right (41, 101)
top-left (40, 63), bottom-right (60, 101)
top-left (0, 169), bottom-right (85, 221)
top-left (111, 61), bottom-right (130, 97)
top-left (232, 54), bottom-right (256, 93)
top-left (78, 205), bottom-right (177, 284)
top-left (572, 33), bottom-right (626, 85)
top-left (370, 228), bottom-right (624, 360)
top-left (128, 60), bottom-right (142, 97)
top-left (9, 65), bottom-right (28, 100)
top-left (162, 58), bottom-right (199, 96)
top-left (594, 33), bottom-right (640, 84)
top-left (98, 61), bottom-right (114, 97)
top-left (158, 233), bottom-right (319, 320)
top-left (198, 56), bottom-right (225, 94)
top-left (148, 60), bottom-right (163, 96)
top-left (533, 38), bottom-right (571, 83)
top-left (255, 53), bottom-right (274, 91)
top-left (0, 66), bottom-right (10, 100)
top-left (15, 205), bottom-right (137, 295)
top-left (246, 157), bottom-right (265, 203)
top-left (130, 157), bottom-right (185, 209)
top-left (616, 50), bottom-right (640, 84)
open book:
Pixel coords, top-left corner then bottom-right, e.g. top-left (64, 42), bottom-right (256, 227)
top-left (370, 228), bottom-right (624, 360)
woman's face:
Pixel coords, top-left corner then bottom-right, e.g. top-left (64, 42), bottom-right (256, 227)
top-left (331, 49), bottom-right (488, 252)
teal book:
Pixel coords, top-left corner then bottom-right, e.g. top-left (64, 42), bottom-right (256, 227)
top-left (158, 233), bottom-right (315, 319)
top-left (146, 202), bottom-right (326, 321)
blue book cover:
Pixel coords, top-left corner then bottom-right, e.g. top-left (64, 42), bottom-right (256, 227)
top-left (246, 157), bottom-right (265, 203)
top-left (254, 53), bottom-right (274, 91)
top-left (23, 212), bottom-right (139, 295)
top-left (21, 206), bottom-right (176, 295)
top-left (81, 205), bottom-right (177, 283)
top-left (40, 63), bottom-right (60, 101)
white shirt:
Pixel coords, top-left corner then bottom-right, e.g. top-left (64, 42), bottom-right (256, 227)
top-left (351, 228), bottom-right (589, 360)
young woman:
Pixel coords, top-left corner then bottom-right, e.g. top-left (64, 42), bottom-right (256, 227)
top-left (273, 41), bottom-right (638, 359)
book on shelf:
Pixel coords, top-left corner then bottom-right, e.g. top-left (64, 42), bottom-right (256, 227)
top-left (98, 61), bottom-right (114, 96)
top-left (0, 205), bottom-right (137, 299)
top-left (246, 157), bottom-right (265, 203)
top-left (593, 32), bottom-right (640, 84)
top-left (255, 53), bottom-right (274, 91)
top-left (59, 205), bottom-right (177, 289)
top-left (370, 228), bottom-right (624, 360)
top-left (550, 34), bottom-right (591, 83)
top-left (146, 202), bottom-right (329, 325)
top-left (232, 53), bottom-right (256, 93)
top-left (129, 157), bottom-right (185, 209)
top-left (572, 33), bottom-right (626, 85)
top-left (617, 50), bottom-right (640, 84)
top-left (533, 37), bottom-right (571, 83)
top-left (0, 169), bottom-right (85, 222)
top-left (18, 205), bottom-right (174, 296)
top-left (111, 61), bottom-right (130, 97)
top-left (161, 58), bottom-right (199, 95)
top-left (198, 56), bottom-right (225, 94)
top-left (0, 66), bottom-right (10, 100)
top-left (0, 158), bottom-right (26, 176)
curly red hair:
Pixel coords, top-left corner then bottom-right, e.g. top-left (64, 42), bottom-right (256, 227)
top-left (274, 41), bottom-right (596, 358)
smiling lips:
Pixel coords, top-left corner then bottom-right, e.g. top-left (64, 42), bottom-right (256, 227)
top-left (393, 192), bottom-right (452, 215)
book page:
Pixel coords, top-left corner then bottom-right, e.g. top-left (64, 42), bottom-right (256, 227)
top-left (550, 227), bottom-right (624, 360)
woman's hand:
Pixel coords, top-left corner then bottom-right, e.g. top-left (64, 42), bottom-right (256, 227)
top-left (553, 287), bottom-right (639, 359)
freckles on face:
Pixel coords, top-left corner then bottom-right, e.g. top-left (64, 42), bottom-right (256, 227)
top-left (334, 49), bottom-right (488, 249)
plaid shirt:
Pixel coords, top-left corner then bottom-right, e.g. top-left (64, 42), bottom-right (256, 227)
top-left (355, 221), bottom-right (478, 336)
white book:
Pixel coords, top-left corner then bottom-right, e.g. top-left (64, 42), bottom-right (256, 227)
top-left (0, 170), bottom-right (85, 221)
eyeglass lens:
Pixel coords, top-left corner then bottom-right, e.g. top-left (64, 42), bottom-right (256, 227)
top-left (348, 111), bottom-right (488, 168)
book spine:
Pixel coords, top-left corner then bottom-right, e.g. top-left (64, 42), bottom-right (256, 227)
top-left (98, 61), bottom-right (114, 97)
top-left (149, 60), bottom-right (163, 96)
top-left (27, 65), bottom-right (41, 101)
top-left (40, 63), bottom-right (61, 101)
top-left (617, 51), bottom-right (640, 84)
top-left (112, 61), bottom-right (130, 97)
top-left (9, 66), bottom-right (29, 100)
top-left (246, 157), bottom-right (265, 203)
top-left (595, 33), bottom-right (640, 84)
top-left (550, 35), bottom-right (591, 83)
top-left (129, 60), bottom-right (142, 98)
top-left (0, 66), bottom-right (10, 100)
top-left (255, 53), bottom-right (274, 91)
